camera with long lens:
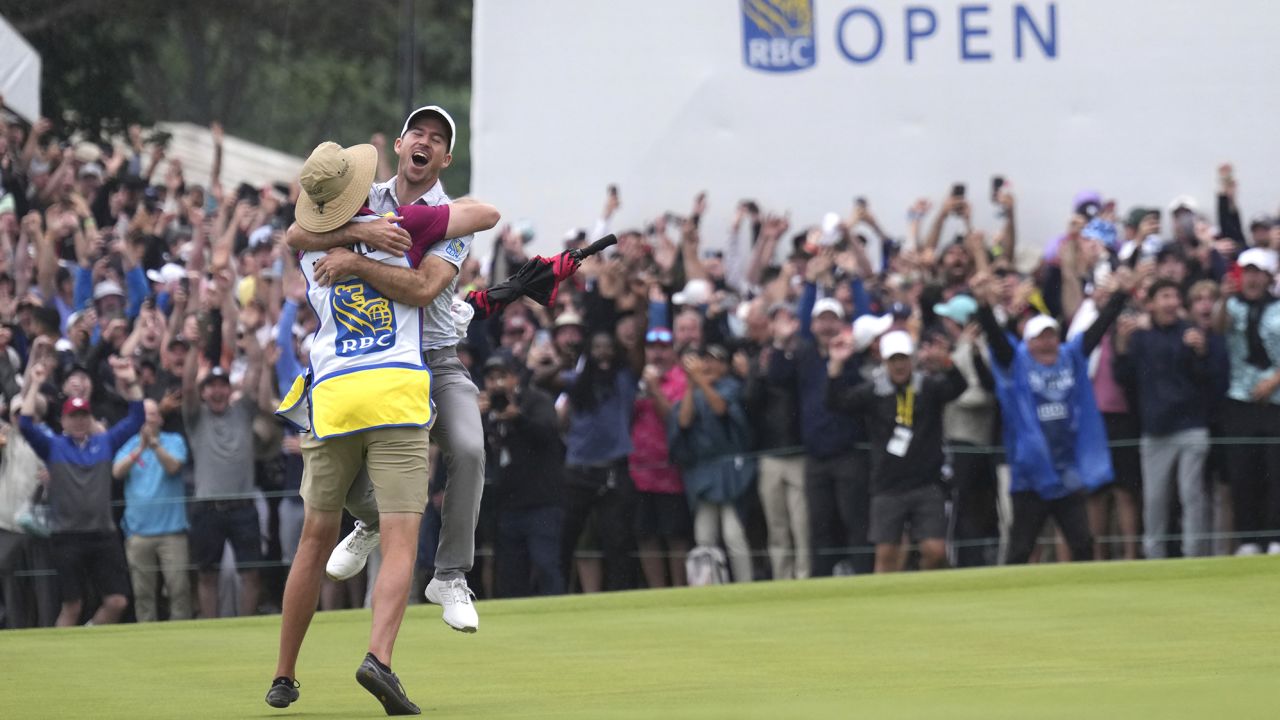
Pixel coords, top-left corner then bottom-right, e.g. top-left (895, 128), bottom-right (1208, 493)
top-left (489, 389), bottom-right (511, 413)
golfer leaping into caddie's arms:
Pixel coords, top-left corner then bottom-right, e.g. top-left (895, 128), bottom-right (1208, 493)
top-left (266, 139), bottom-right (499, 715)
top-left (287, 106), bottom-right (487, 635)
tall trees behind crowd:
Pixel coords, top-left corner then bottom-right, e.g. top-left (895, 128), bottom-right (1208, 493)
top-left (4, 0), bottom-right (474, 192)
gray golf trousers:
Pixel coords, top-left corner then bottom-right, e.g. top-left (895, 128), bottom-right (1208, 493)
top-left (345, 347), bottom-right (485, 581)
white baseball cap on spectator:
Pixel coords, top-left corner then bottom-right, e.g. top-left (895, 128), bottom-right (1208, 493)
top-left (672, 278), bottom-right (712, 306)
top-left (811, 297), bottom-right (845, 320)
top-left (78, 163), bottom-right (104, 181)
top-left (879, 330), bottom-right (915, 359)
top-left (401, 105), bottom-right (456, 154)
top-left (851, 313), bottom-right (893, 352)
top-left (73, 141), bottom-right (103, 164)
top-left (93, 280), bottom-right (124, 301)
top-left (1238, 248), bottom-right (1278, 274)
top-left (554, 311), bottom-right (585, 330)
top-left (563, 227), bottom-right (587, 247)
top-left (1167, 195), bottom-right (1199, 214)
top-left (247, 224), bottom-right (274, 253)
top-left (1022, 315), bottom-right (1060, 341)
top-left (146, 262), bottom-right (186, 285)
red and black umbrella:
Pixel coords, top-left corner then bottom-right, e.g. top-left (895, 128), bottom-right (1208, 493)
top-left (465, 234), bottom-right (616, 320)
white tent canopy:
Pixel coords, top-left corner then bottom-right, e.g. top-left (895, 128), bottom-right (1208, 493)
top-left (155, 122), bottom-right (304, 193)
top-left (0, 15), bottom-right (41, 123)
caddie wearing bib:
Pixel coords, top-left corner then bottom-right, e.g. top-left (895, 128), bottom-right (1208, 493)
top-left (287, 105), bottom-right (490, 635)
top-left (266, 141), bottom-right (499, 716)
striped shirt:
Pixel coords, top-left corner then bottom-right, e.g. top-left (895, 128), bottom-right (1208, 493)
top-left (368, 178), bottom-right (472, 351)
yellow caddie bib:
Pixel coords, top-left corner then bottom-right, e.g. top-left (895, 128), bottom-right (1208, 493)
top-left (275, 223), bottom-right (432, 439)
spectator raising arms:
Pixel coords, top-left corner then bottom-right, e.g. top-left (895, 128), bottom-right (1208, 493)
top-left (630, 326), bottom-right (693, 588)
top-left (768, 296), bottom-right (873, 576)
top-left (744, 303), bottom-right (809, 580)
top-left (558, 331), bottom-right (641, 592)
top-left (112, 398), bottom-right (191, 621)
top-left (182, 291), bottom-right (273, 619)
top-left (8, 96), bottom-right (1280, 633)
top-left (668, 345), bottom-right (754, 583)
top-left (826, 330), bottom-right (967, 573)
top-left (971, 248), bottom-right (1142, 564)
top-left (19, 342), bottom-right (144, 626)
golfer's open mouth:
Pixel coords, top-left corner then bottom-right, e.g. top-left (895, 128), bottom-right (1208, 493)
top-left (411, 150), bottom-right (430, 168)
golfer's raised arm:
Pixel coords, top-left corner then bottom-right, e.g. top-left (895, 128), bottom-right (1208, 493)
top-left (444, 201), bottom-right (500, 239)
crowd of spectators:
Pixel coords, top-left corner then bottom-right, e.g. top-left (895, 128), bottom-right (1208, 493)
top-left (1, 105), bottom-right (1278, 628)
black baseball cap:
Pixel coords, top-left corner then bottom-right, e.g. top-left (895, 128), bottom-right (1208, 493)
top-left (200, 366), bottom-right (231, 386)
top-left (483, 353), bottom-right (516, 375)
top-left (703, 344), bottom-right (730, 362)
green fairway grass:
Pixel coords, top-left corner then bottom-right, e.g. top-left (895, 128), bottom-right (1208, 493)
top-left (3, 557), bottom-right (1277, 719)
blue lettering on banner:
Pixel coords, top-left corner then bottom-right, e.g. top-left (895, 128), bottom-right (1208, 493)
top-left (1015, 3), bottom-right (1057, 59)
top-left (741, 0), bottom-right (817, 73)
top-left (746, 2), bottom-right (1059, 68)
top-left (836, 7), bottom-right (884, 63)
top-left (958, 5), bottom-right (992, 61)
top-left (332, 281), bottom-right (397, 357)
top-left (904, 6), bottom-right (938, 62)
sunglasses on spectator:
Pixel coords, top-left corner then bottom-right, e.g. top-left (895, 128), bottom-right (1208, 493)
top-left (645, 329), bottom-right (673, 344)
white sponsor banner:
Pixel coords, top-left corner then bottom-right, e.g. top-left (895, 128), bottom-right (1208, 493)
top-left (0, 16), bottom-right (41, 124)
top-left (473, 0), bottom-right (1279, 265)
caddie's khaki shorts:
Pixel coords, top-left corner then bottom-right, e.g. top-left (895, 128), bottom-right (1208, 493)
top-left (300, 426), bottom-right (430, 514)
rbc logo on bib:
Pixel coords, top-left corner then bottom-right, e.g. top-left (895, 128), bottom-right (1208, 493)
top-left (332, 281), bottom-right (397, 357)
top-left (741, 0), bottom-right (816, 73)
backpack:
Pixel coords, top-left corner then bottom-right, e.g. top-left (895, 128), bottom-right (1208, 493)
top-left (685, 545), bottom-right (730, 586)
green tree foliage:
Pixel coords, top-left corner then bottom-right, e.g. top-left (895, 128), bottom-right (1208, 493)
top-left (5, 0), bottom-right (472, 191)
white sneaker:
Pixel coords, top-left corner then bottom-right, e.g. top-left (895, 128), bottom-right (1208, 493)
top-left (1268, 542), bottom-right (1280, 556)
top-left (1235, 542), bottom-right (1263, 556)
top-left (424, 577), bottom-right (479, 633)
top-left (326, 521), bottom-right (380, 580)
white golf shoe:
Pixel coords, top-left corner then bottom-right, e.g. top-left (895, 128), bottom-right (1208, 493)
top-left (326, 520), bottom-right (380, 581)
top-left (424, 577), bottom-right (479, 633)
